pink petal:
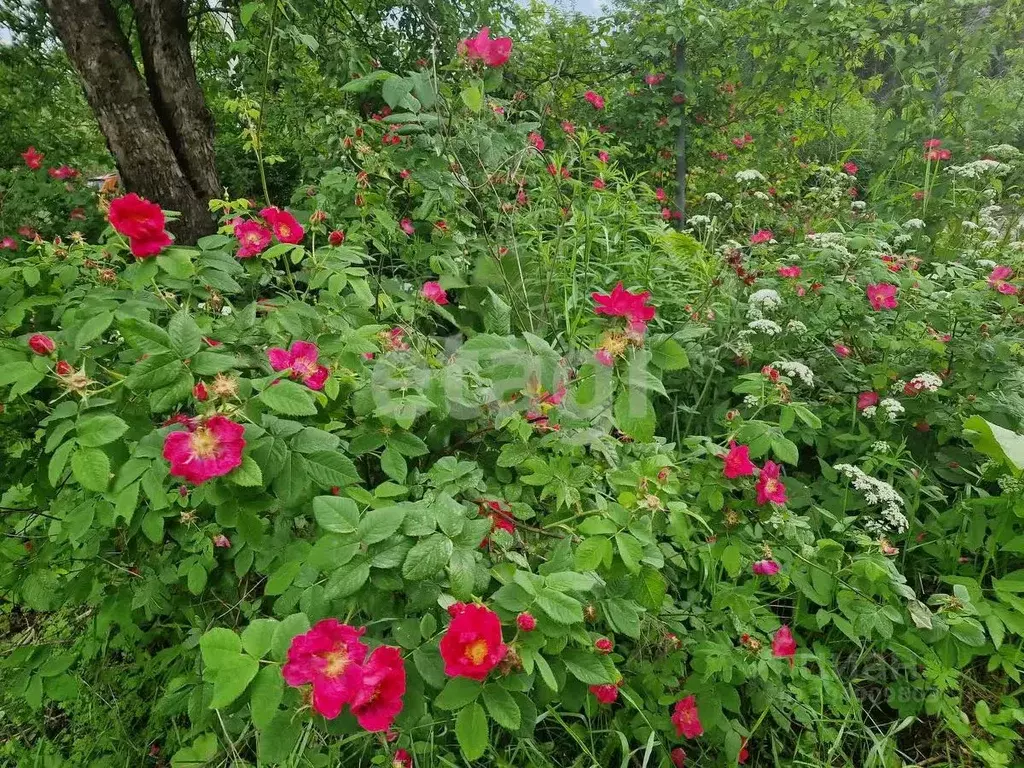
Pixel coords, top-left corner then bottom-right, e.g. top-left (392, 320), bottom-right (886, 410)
top-left (267, 347), bottom-right (292, 371)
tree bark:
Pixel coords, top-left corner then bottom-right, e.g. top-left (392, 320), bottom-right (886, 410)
top-left (132, 0), bottom-right (220, 202)
top-left (674, 37), bottom-right (687, 230)
top-left (44, 0), bottom-right (216, 243)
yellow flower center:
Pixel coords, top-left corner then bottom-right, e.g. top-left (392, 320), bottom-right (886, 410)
top-left (764, 479), bottom-right (779, 494)
top-left (278, 224), bottom-right (291, 238)
top-left (464, 639), bottom-right (489, 665)
top-left (322, 647), bottom-right (349, 678)
top-left (189, 427), bottom-right (220, 459)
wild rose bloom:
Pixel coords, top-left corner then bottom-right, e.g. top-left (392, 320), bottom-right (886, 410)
top-left (584, 90), bottom-right (605, 109)
top-left (644, 73), bottom-right (665, 86)
top-left (460, 27), bottom-right (512, 67)
top-left (595, 638), bottom-right (613, 654)
top-left (595, 348), bottom-right (614, 367)
top-left (22, 146), bottom-right (43, 170)
top-left (590, 683), bottom-right (619, 704)
top-left (752, 559), bottom-right (780, 576)
top-left (756, 461), bottom-right (787, 505)
top-left (516, 612), bottom-right (536, 632)
top-left (997, 282), bottom-right (1019, 295)
top-left (772, 625), bottom-right (797, 662)
top-left (777, 265), bottom-right (802, 278)
top-left (400, 218), bottom-right (415, 236)
top-left (671, 695), bottom-right (703, 739)
top-left (834, 343), bottom-right (851, 358)
top-left (723, 442), bottom-right (755, 479)
top-left (267, 340), bottom-right (330, 390)
top-left (592, 282), bottom-right (656, 327)
top-left (49, 165), bottom-right (78, 180)
top-left (234, 219), bottom-right (273, 258)
top-left (988, 266), bottom-right (1017, 294)
top-left (109, 193), bottom-right (166, 239)
top-left (857, 391), bottom-right (879, 411)
top-left (528, 132), bottom-right (545, 151)
top-left (260, 206), bottom-right (305, 244)
top-left (350, 646), bottom-right (406, 732)
top-left (923, 138), bottom-right (942, 149)
top-left (843, 161), bottom-right (858, 175)
top-left (670, 747), bottom-right (686, 768)
top-left (439, 603), bottom-right (507, 680)
top-left (655, 187), bottom-right (667, 202)
top-left (282, 620), bottom-right (368, 719)
top-left (598, 151), bottom-right (609, 163)
top-left (130, 230), bottom-right (173, 258)
top-left (592, 178), bottom-right (606, 190)
top-left (163, 414), bottom-right (245, 484)
top-left (420, 281), bottom-right (448, 305)
top-left (392, 749), bottom-right (412, 768)
top-left (28, 333), bottom-right (56, 355)
top-left (750, 229), bottom-right (773, 245)
top-left (328, 230), bottom-right (345, 246)
top-left (866, 283), bottom-right (898, 310)
top-left (212, 534), bottom-right (231, 548)
top-left (1, 236), bottom-right (16, 250)
top-left (193, 381), bottom-right (209, 401)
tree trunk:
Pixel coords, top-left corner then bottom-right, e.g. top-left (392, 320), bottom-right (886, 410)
top-left (674, 37), bottom-right (687, 230)
top-left (44, 0), bottom-right (216, 243)
top-left (132, 0), bottom-right (221, 202)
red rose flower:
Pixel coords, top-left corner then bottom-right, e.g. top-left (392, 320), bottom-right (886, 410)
top-left (282, 619), bottom-right (368, 719)
top-left (857, 391), bottom-right (879, 411)
top-left (589, 683), bottom-right (619, 704)
top-left (671, 695), bottom-right (703, 739)
top-left (592, 282), bottom-right (656, 329)
top-left (866, 283), bottom-right (898, 310)
top-left (328, 230), bottom-right (346, 246)
top-left (193, 381), bottom-right (209, 401)
top-left (439, 604), bottom-right (507, 680)
top-left (234, 219), bottom-right (273, 258)
top-left (260, 206), bottom-right (305, 244)
top-left (22, 146), bottom-right (44, 170)
top-left (163, 414), bottom-right (246, 484)
top-left (722, 441), bottom-right (755, 479)
top-left (350, 645), bottom-right (406, 732)
top-left (459, 27), bottom-right (512, 67)
top-left (109, 193), bottom-right (166, 240)
top-left (55, 360), bottom-right (72, 376)
top-left (267, 340), bottom-right (329, 391)
top-left (772, 625), bottom-right (797, 663)
top-left (755, 461), bottom-right (787, 506)
top-left (28, 333), bottom-right (55, 355)
top-left (420, 281), bottom-right (448, 305)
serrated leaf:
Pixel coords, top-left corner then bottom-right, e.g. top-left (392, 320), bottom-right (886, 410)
top-left (435, 677), bottom-right (483, 710)
top-left (76, 414), bottom-right (128, 447)
top-left (230, 455), bottom-right (263, 486)
top-left (304, 451), bottom-right (360, 488)
top-left (535, 588), bottom-right (582, 624)
top-left (168, 311), bottom-right (202, 358)
top-left (312, 495), bottom-right (359, 533)
top-left (562, 649), bottom-right (615, 684)
top-left (74, 311), bottom-right (114, 348)
top-left (455, 702), bottom-right (488, 760)
top-left (260, 380), bottom-right (317, 416)
top-left (249, 664), bottom-right (283, 729)
top-left (358, 505), bottom-right (407, 545)
top-left (71, 447), bottom-right (110, 492)
top-left (402, 534), bottom-right (453, 580)
top-left (483, 685), bottom-right (520, 730)
top-left (324, 560), bottom-right (370, 599)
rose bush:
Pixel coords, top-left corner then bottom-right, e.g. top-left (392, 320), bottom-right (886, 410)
top-left (2, 26), bottom-right (1024, 768)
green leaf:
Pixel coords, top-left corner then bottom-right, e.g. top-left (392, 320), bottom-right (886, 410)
top-left (304, 451), bottom-right (360, 488)
top-left (455, 702), bottom-right (489, 760)
top-left (71, 447), bottom-right (110, 492)
top-left (651, 338), bottom-right (689, 370)
top-left (190, 351), bottom-right (236, 375)
top-left (402, 534), bottom-right (453, 580)
top-left (562, 649), bottom-right (615, 684)
top-left (722, 544), bottom-right (742, 578)
top-left (119, 318), bottom-right (172, 352)
top-left (358, 505), bottom-right (407, 545)
top-left (265, 560), bottom-right (301, 596)
top-left (460, 80), bottom-right (484, 112)
top-left (127, 354), bottom-right (183, 391)
top-left (260, 380), bottom-right (317, 416)
top-left (187, 562), bottom-right (207, 594)
top-left (168, 311), bottom-right (202, 358)
top-left (324, 560), bottom-right (370, 599)
top-left (48, 440), bottom-right (75, 486)
top-left (771, 436), bottom-right (800, 465)
top-left (615, 533), bottom-right (644, 573)
top-left (156, 249), bottom-right (195, 279)
top-left (382, 76), bottom-right (413, 108)
top-left (534, 653), bottom-right (558, 691)
top-left (270, 614), bottom-right (311, 661)
top-left (380, 447), bottom-right (407, 482)
top-left (575, 536), bottom-right (611, 571)
top-left (447, 548), bottom-right (476, 599)
top-left (603, 598), bottom-right (641, 638)
top-left (483, 685), bottom-right (521, 730)
top-left (76, 414), bottom-right (128, 447)
top-left (249, 665), bottom-right (283, 730)
top-left (313, 495), bottom-right (360, 533)
top-left (614, 390), bottom-right (656, 442)
top-left (535, 588), bottom-right (583, 624)
top-left (964, 416), bottom-right (1024, 473)
top-left (435, 677), bottom-right (482, 710)
top-left (229, 455), bottom-right (263, 486)
top-left (241, 619), bottom-right (279, 659)
top-left (74, 311), bottom-right (113, 348)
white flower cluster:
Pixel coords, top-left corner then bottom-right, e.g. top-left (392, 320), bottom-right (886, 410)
top-left (986, 144), bottom-right (1021, 160)
top-left (735, 169), bottom-right (766, 183)
top-left (752, 191), bottom-right (771, 201)
top-left (893, 233), bottom-right (913, 247)
top-left (747, 288), bottom-right (781, 320)
top-left (862, 398), bottom-right (905, 422)
top-left (703, 192), bottom-right (724, 203)
top-left (906, 372), bottom-right (943, 393)
top-left (946, 159), bottom-right (1011, 179)
top-left (687, 214), bottom-right (711, 226)
top-left (962, 220), bottom-right (979, 231)
top-left (747, 319), bottom-right (783, 336)
top-left (835, 463), bottom-right (909, 533)
top-left (771, 360), bottom-right (814, 387)
top-left (851, 200), bottom-right (867, 211)
top-left (904, 218), bottom-right (925, 230)
top-left (870, 441), bottom-right (890, 454)
top-left (786, 319), bottom-right (807, 334)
